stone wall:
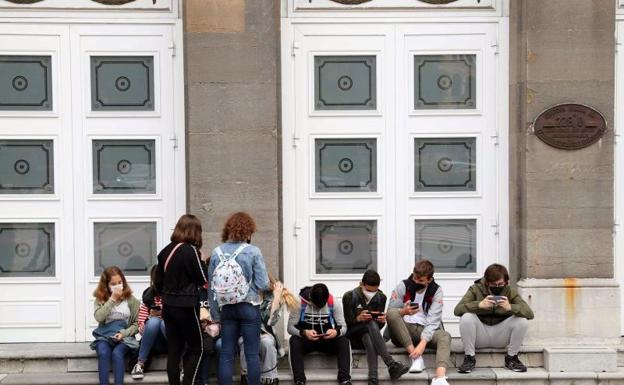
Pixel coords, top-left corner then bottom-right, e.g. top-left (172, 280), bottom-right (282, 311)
top-left (184, 0), bottom-right (282, 276)
top-left (511, 0), bottom-right (615, 280)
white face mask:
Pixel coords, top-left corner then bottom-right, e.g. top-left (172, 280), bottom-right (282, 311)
top-left (109, 283), bottom-right (123, 293)
top-left (362, 289), bottom-right (377, 302)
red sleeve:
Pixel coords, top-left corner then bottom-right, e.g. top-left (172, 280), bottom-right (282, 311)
top-left (138, 302), bottom-right (149, 335)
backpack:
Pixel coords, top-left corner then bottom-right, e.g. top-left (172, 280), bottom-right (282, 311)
top-left (212, 243), bottom-right (249, 308)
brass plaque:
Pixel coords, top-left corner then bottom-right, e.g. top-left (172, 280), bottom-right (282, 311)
top-left (533, 104), bottom-right (607, 150)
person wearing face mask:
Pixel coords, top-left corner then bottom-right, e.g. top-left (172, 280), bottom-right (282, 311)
top-left (454, 263), bottom-right (534, 374)
top-left (386, 259), bottom-right (452, 385)
top-left (91, 266), bottom-right (140, 385)
top-left (342, 270), bottom-right (409, 385)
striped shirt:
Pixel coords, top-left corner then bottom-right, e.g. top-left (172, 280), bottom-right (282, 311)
top-left (138, 296), bottom-right (163, 335)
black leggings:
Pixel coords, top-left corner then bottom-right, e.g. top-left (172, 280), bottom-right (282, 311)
top-left (163, 305), bottom-right (203, 385)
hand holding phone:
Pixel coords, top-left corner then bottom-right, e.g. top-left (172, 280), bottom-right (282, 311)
top-left (409, 302), bottom-right (420, 309)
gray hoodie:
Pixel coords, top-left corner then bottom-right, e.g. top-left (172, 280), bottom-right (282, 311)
top-left (287, 286), bottom-right (347, 337)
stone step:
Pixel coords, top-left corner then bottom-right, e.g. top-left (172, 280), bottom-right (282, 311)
top-left (4, 368), bottom-right (618, 385)
top-left (0, 342), bottom-right (544, 374)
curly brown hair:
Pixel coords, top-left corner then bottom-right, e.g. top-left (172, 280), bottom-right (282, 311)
top-left (93, 266), bottom-right (133, 303)
top-left (221, 212), bottom-right (257, 242)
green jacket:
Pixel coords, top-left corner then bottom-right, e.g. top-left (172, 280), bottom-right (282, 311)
top-left (94, 296), bottom-right (140, 338)
top-left (453, 279), bottom-right (534, 326)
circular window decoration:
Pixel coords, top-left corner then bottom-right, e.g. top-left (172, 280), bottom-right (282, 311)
top-left (3, 0), bottom-right (45, 3)
top-left (418, 0), bottom-right (460, 4)
top-left (329, 0), bottom-right (373, 4)
top-left (90, 0), bottom-right (138, 5)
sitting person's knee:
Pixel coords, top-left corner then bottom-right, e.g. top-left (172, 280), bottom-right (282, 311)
top-left (460, 312), bottom-right (479, 323)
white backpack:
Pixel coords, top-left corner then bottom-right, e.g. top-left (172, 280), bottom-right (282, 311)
top-left (212, 244), bottom-right (249, 308)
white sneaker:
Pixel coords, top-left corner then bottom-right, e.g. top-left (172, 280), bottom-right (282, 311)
top-left (431, 376), bottom-right (450, 385)
top-left (409, 356), bottom-right (425, 373)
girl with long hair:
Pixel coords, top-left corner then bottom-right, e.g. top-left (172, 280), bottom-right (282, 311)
top-left (91, 266), bottom-right (140, 385)
top-left (154, 214), bottom-right (208, 385)
top-left (239, 273), bottom-right (298, 385)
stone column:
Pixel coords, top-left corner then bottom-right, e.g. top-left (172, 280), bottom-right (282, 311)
top-left (511, 0), bottom-right (619, 348)
top-left (184, 0), bottom-right (281, 275)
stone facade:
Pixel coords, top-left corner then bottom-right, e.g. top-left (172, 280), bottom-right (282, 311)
top-left (184, 0), bottom-right (281, 276)
top-left (510, 0), bottom-right (615, 280)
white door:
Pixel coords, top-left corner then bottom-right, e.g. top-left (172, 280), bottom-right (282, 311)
top-left (290, 24), bottom-right (396, 298)
top-left (395, 23), bottom-right (502, 335)
top-left (0, 25), bottom-right (75, 342)
top-left (0, 23), bottom-right (183, 342)
top-left (284, 21), bottom-right (507, 335)
top-left (70, 25), bottom-right (179, 341)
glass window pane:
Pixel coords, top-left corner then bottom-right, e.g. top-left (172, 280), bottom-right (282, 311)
top-left (415, 219), bottom-right (476, 273)
top-left (414, 54), bottom-right (476, 110)
top-left (91, 56), bottom-right (154, 111)
top-left (0, 140), bottom-right (54, 194)
top-left (315, 55), bottom-right (376, 110)
top-left (0, 55), bottom-right (52, 111)
top-left (316, 220), bottom-right (377, 274)
top-left (0, 223), bottom-right (55, 277)
top-left (94, 222), bottom-right (157, 276)
top-left (414, 137), bottom-right (476, 192)
top-left (315, 138), bottom-right (377, 192)
top-left (93, 139), bottom-right (156, 194)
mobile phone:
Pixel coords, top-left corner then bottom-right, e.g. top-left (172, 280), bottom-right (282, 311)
top-left (492, 296), bottom-right (504, 302)
top-left (409, 302), bottom-right (420, 309)
top-left (369, 311), bottom-right (382, 319)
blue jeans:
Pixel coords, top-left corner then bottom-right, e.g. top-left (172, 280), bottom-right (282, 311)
top-left (95, 340), bottom-right (129, 385)
top-left (218, 303), bottom-right (261, 385)
top-left (138, 317), bottom-right (168, 363)
top-left (196, 338), bottom-right (222, 385)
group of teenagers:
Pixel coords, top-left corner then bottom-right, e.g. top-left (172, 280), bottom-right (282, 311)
top-left (91, 212), bottom-right (535, 385)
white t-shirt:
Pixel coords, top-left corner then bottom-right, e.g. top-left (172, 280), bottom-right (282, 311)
top-left (106, 300), bottom-right (131, 323)
top-left (403, 291), bottom-right (427, 326)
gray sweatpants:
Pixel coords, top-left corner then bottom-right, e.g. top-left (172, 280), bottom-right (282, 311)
top-left (459, 313), bottom-right (528, 356)
top-left (239, 334), bottom-right (278, 380)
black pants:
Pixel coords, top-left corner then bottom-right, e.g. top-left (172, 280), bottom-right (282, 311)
top-left (163, 305), bottom-right (203, 385)
top-left (289, 335), bottom-right (351, 383)
top-left (347, 321), bottom-right (394, 378)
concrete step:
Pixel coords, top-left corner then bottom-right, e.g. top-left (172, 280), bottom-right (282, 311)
top-left (0, 341), bottom-right (544, 374)
top-left (4, 368), bottom-right (617, 385)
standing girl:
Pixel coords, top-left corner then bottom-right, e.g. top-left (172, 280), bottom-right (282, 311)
top-left (208, 212), bottom-right (270, 385)
top-left (92, 266), bottom-right (140, 385)
top-left (154, 214), bottom-right (207, 385)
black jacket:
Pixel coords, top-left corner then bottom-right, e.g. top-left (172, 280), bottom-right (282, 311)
top-left (155, 242), bottom-right (207, 307)
top-left (342, 286), bottom-right (387, 339)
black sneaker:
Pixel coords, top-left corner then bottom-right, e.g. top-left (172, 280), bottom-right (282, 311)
top-left (368, 377), bottom-right (379, 385)
top-left (388, 361), bottom-right (409, 381)
top-left (339, 381), bottom-right (352, 385)
top-left (504, 355), bottom-right (527, 372)
top-left (458, 355), bottom-right (476, 373)
top-left (295, 381), bottom-right (306, 385)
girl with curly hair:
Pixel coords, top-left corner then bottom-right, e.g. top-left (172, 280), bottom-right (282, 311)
top-left (208, 212), bottom-right (270, 385)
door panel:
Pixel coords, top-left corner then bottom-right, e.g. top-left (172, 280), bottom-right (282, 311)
top-left (69, 25), bottom-right (177, 340)
top-left (0, 25), bottom-right (74, 342)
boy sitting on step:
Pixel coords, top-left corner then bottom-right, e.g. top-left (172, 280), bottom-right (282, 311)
top-left (342, 270), bottom-right (409, 385)
top-left (287, 283), bottom-right (351, 385)
top-left (386, 259), bottom-right (452, 385)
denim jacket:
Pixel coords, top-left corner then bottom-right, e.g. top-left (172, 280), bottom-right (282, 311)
top-left (207, 242), bottom-right (270, 317)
